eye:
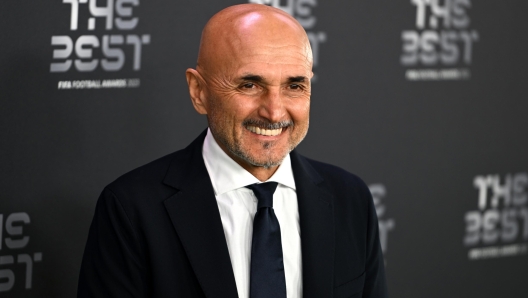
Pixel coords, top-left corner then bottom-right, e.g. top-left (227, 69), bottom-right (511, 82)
top-left (283, 83), bottom-right (308, 98)
top-left (287, 84), bottom-right (305, 92)
top-left (238, 82), bottom-right (262, 95)
top-left (242, 83), bottom-right (256, 89)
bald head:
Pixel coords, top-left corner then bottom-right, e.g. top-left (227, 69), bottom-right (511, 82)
top-left (196, 4), bottom-right (313, 76)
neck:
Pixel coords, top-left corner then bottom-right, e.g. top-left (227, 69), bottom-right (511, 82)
top-left (238, 161), bottom-right (279, 182)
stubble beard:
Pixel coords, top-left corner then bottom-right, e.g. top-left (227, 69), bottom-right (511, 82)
top-left (208, 117), bottom-right (307, 169)
top-left (231, 137), bottom-right (285, 169)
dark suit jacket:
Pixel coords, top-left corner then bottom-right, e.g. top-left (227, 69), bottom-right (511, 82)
top-left (78, 130), bottom-right (388, 298)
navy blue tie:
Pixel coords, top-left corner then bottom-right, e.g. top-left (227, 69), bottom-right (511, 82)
top-left (246, 182), bottom-right (287, 298)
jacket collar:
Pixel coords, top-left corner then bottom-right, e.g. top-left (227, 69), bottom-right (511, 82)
top-left (163, 129), bottom-right (238, 298)
top-left (290, 150), bottom-right (335, 298)
top-left (163, 130), bottom-right (335, 298)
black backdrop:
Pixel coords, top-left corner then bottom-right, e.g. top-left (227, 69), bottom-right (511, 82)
top-left (1, 0), bottom-right (527, 297)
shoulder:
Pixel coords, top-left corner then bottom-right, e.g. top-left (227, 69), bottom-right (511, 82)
top-left (299, 156), bottom-right (378, 242)
top-left (109, 152), bottom-right (175, 191)
top-left (107, 130), bottom-right (207, 197)
top-left (302, 155), bottom-right (371, 198)
top-left (93, 146), bottom-right (198, 226)
top-left (297, 154), bottom-right (373, 219)
top-left (103, 147), bottom-right (188, 208)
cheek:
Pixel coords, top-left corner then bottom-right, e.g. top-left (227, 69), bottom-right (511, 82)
top-left (225, 95), bottom-right (260, 121)
top-left (289, 98), bottom-right (310, 124)
top-left (207, 91), bottom-right (239, 118)
top-left (208, 95), bottom-right (258, 134)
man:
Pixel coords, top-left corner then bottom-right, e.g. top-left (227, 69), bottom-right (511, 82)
top-left (78, 4), bottom-right (387, 298)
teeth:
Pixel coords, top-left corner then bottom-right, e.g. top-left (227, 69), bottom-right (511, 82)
top-left (247, 126), bottom-right (282, 136)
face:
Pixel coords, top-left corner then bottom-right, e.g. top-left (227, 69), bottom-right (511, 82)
top-left (198, 17), bottom-right (313, 169)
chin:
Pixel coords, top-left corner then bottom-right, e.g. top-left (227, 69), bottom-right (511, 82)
top-left (236, 147), bottom-right (289, 169)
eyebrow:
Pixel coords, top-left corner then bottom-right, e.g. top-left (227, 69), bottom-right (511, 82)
top-left (287, 76), bottom-right (307, 83)
top-left (239, 74), bottom-right (308, 83)
top-left (240, 74), bottom-right (264, 82)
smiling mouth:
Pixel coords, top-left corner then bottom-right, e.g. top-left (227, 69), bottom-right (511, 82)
top-left (246, 126), bottom-right (284, 136)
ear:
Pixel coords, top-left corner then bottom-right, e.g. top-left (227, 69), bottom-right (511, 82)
top-left (186, 68), bottom-right (208, 115)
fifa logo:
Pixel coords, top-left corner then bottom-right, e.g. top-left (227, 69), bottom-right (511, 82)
top-left (464, 173), bottom-right (528, 260)
top-left (369, 184), bottom-right (395, 259)
top-left (50, 0), bottom-right (151, 73)
top-left (400, 0), bottom-right (479, 80)
top-left (0, 213), bottom-right (42, 292)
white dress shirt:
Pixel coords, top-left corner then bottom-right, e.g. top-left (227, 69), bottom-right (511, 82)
top-left (202, 128), bottom-right (303, 298)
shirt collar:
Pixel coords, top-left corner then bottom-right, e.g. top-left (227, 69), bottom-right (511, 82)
top-left (202, 128), bottom-right (296, 196)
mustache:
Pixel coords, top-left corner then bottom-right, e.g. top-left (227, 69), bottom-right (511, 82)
top-left (242, 119), bottom-right (294, 130)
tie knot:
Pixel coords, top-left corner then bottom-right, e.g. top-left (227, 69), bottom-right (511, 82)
top-left (245, 182), bottom-right (278, 208)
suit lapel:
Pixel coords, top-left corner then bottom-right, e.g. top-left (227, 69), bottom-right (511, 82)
top-left (291, 151), bottom-right (335, 298)
top-left (163, 130), bottom-right (238, 298)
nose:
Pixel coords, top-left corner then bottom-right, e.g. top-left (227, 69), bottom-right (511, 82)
top-left (258, 86), bottom-right (285, 123)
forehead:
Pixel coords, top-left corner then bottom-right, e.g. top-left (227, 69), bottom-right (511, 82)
top-left (235, 46), bottom-right (311, 76)
top-left (227, 33), bottom-right (312, 81)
